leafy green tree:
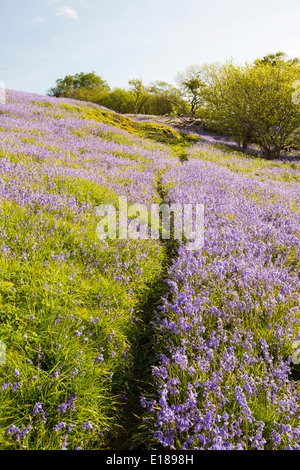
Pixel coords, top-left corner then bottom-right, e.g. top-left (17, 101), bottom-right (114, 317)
top-left (175, 64), bottom-right (206, 116)
top-left (200, 58), bottom-right (300, 157)
top-left (254, 51), bottom-right (300, 67)
top-left (147, 81), bottom-right (189, 116)
top-left (47, 72), bottom-right (110, 98)
top-left (200, 62), bottom-right (256, 147)
top-left (66, 86), bottom-right (109, 104)
top-left (98, 88), bottom-right (134, 114)
top-left (128, 79), bottom-right (149, 115)
top-left (243, 61), bottom-right (300, 158)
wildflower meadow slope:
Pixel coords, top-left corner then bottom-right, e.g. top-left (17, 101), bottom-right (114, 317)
top-left (142, 144), bottom-right (300, 450)
top-left (0, 89), bottom-right (300, 450)
top-left (0, 89), bottom-right (190, 450)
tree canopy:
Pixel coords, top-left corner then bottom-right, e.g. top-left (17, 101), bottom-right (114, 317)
top-left (187, 53), bottom-right (300, 157)
top-left (47, 72), bottom-right (110, 98)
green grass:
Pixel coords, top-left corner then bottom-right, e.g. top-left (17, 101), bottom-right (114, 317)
top-left (0, 193), bottom-right (167, 449)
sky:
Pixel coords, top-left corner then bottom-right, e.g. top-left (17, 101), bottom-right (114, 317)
top-left (0, 0), bottom-right (300, 96)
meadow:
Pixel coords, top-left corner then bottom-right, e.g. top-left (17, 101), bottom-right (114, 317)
top-left (0, 89), bottom-right (300, 450)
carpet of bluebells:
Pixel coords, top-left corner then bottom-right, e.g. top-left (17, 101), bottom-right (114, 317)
top-left (142, 144), bottom-right (300, 450)
top-left (1, 90), bottom-right (300, 450)
top-left (0, 90), bottom-right (177, 449)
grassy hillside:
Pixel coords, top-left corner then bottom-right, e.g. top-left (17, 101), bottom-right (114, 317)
top-left (0, 90), bottom-right (300, 450)
top-left (0, 90), bottom-right (198, 450)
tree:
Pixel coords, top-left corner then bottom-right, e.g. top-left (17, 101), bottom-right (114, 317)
top-left (98, 88), bottom-right (134, 114)
top-left (175, 64), bottom-right (206, 116)
top-left (128, 79), bottom-right (150, 115)
top-left (47, 72), bottom-right (110, 98)
top-left (200, 57), bottom-right (300, 157)
top-left (242, 61), bottom-right (300, 158)
top-left (254, 51), bottom-right (300, 67)
top-left (147, 81), bottom-right (189, 116)
top-left (201, 62), bottom-right (257, 147)
top-left (67, 86), bottom-right (109, 104)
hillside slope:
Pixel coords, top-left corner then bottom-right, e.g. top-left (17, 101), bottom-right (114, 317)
top-left (1, 90), bottom-right (300, 451)
top-left (0, 90), bottom-right (199, 450)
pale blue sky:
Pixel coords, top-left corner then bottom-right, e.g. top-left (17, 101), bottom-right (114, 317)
top-left (0, 0), bottom-right (299, 95)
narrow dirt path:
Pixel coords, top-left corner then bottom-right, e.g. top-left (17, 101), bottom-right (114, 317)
top-left (105, 173), bottom-right (181, 450)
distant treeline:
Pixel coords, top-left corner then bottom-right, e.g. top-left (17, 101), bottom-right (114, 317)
top-left (47, 52), bottom-right (300, 158)
top-left (47, 73), bottom-right (188, 116)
